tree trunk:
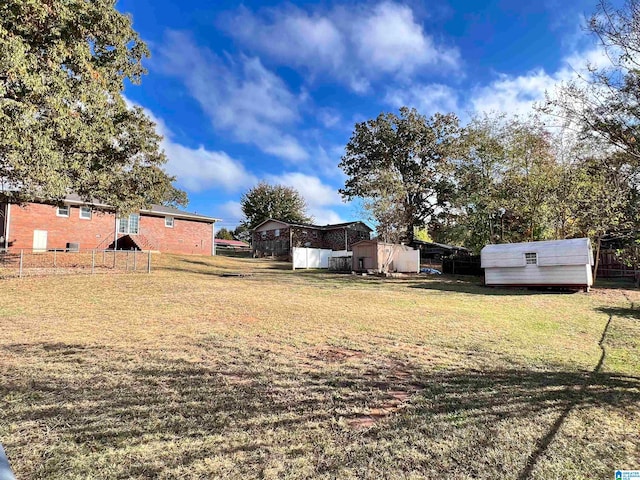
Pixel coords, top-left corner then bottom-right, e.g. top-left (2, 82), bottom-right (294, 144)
top-left (593, 235), bottom-right (602, 283)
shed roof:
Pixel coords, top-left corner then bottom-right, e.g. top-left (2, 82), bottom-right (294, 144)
top-left (352, 239), bottom-right (415, 250)
top-left (481, 238), bottom-right (593, 268)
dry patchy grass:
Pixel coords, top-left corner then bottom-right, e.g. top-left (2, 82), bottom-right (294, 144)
top-left (0, 254), bottom-right (639, 479)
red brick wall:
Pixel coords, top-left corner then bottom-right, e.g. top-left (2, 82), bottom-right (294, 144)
top-left (7, 203), bottom-right (116, 251)
top-left (323, 227), bottom-right (370, 251)
top-left (139, 215), bottom-right (213, 255)
top-left (6, 202), bottom-right (214, 255)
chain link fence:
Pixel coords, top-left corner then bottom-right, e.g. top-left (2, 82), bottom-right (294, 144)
top-left (0, 249), bottom-right (152, 279)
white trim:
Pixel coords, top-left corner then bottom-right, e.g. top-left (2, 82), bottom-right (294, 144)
top-left (253, 218), bottom-right (288, 230)
top-left (141, 209), bottom-right (219, 223)
top-left (56, 205), bottom-right (70, 217)
top-left (164, 216), bottom-right (174, 228)
top-left (117, 214), bottom-right (140, 235)
top-left (211, 222), bottom-right (216, 256)
top-left (4, 203), bottom-right (10, 250)
top-left (79, 206), bottom-right (92, 220)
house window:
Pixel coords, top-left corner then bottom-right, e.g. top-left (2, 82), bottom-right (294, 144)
top-left (165, 216), bottom-right (174, 228)
top-left (275, 229), bottom-right (280, 237)
top-left (79, 206), bottom-right (92, 219)
top-left (261, 231), bottom-right (267, 239)
top-left (56, 205), bottom-right (70, 217)
top-left (312, 231), bottom-right (318, 239)
top-left (118, 214), bottom-right (140, 235)
top-left (525, 252), bottom-right (537, 265)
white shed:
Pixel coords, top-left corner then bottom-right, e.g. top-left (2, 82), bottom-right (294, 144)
top-left (481, 238), bottom-right (594, 291)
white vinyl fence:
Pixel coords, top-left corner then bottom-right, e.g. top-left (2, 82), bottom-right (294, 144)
top-left (293, 247), bottom-right (332, 269)
top-left (394, 249), bottom-right (420, 273)
top-left (292, 248), bottom-right (352, 270)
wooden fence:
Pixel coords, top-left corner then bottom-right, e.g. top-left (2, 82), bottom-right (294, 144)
top-left (596, 249), bottom-right (636, 278)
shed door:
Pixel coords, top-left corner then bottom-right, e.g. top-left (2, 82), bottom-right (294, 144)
top-left (33, 230), bottom-right (48, 252)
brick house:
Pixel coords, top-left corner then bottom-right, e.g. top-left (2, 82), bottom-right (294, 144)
top-left (0, 195), bottom-right (220, 255)
top-left (252, 218), bottom-right (372, 258)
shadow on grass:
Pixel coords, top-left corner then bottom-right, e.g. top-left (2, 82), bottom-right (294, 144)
top-left (1, 340), bottom-right (638, 479)
top-left (155, 257), bottom-right (293, 277)
top-left (407, 280), bottom-right (580, 296)
top-left (595, 306), bottom-right (640, 321)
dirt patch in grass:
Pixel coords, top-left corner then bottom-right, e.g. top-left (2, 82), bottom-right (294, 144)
top-left (309, 346), bottom-right (365, 363)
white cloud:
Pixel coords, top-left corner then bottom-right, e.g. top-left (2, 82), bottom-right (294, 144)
top-left (126, 97), bottom-right (256, 193)
top-left (309, 208), bottom-right (344, 225)
top-left (352, 2), bottom-right (459, 75)
top-left (468, 44), bottom-right (612, 118)
top-left (317, 108), bottom-right (342, 129)
top-left (385, 83), bottom-right (460, 116)
top-left (159, 31), bottom-right (308, 162)
top-left (264, 171), bottom-right (346, 224)
top-left (217, 201), bottom-right (244, 223)
top-left (227, 5), bottom-right (346, 72)
top-left (266, 172), bottom-right (343, 209)
top-left (163, 145), bottom-right (256, 193)
top-left (223, 2), bottom-right (460, 92)
top-left (469, 69), bottom-right (560, 117)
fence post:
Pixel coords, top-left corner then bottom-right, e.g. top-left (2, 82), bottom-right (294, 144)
top-left (102, 250), bottom-right (105, 265)
top-left (91, 250), bottom-right (95, 274)
top-left (113, 250), bottom-right (116, 269)
top-left (133, 249), bottom-right (137, 272)
top-left (53, 249), bottom-right (57, 269)
top-left (125, 251), bottom-right (129, 271)
top-left (19, 250), bottom-right (23, 278)
top-left (147, 250), bottom-right (151, 274)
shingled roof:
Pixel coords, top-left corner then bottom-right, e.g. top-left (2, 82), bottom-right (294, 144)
top-left (252, 218), bottom-right (372, 232)
top-left (61, 194), bottom-right (220, 223)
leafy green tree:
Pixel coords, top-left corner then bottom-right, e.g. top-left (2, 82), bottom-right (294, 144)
top-left (240, 182), bottom-right (311, 229)
top-left (340, 107), bottom-right (459, 243)
top-left (446, 114), bottom-right (508, 251)
top-left (500, 116), bottom-right (557, 241)
top-left (0, 0), bottom-right (185, 212)
top-left (441, 114), bottom-right (557, 251)
top-left (413, 227), bottom-right (433, 243)
top-left (232, 224), bottom-right (251, 242)
top-left (215, 228), bottom-right (234, 240)
top-left (547, 0), bottom-right (640, 163)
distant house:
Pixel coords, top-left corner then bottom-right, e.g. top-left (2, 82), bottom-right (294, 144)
top-left (251, 218), bottom-right (372, 258)
top-left (351, 239), bottom-right (420, 273)
top-left (214, 238), bottom-right (251, 252)
top-left (0, 195), bottom-right (220, 255)
top-left (481, 238), bottom-right (594, 291)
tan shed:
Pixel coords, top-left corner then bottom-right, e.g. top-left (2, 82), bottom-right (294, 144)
top-left (351, 240), bottom-right (420, 273)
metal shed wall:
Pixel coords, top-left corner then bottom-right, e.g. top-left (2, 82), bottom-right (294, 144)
top-left (481, 238), bottom-right (593, 287)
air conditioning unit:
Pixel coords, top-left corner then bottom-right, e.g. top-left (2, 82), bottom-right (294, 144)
top-left (66, 242), bottom-right (80, 252)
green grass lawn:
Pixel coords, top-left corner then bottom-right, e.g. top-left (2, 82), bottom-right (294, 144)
top-left (0, 255), bottom-right (638, 479)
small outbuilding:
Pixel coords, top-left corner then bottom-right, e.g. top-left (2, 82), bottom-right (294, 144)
top-left (481, 238), bottom-right (594, 291)
top-left (351, 240), bottom-right (420, 273)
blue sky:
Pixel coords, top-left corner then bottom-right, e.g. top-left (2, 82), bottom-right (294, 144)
top-left (117, 0), bottom-right (607, 231)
